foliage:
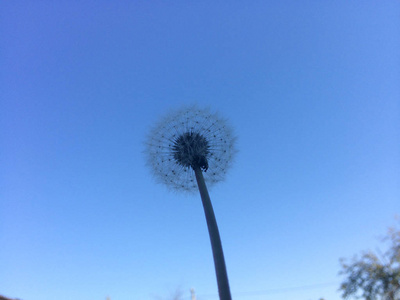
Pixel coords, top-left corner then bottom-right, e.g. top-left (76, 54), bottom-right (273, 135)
top-left (339, 225), bottom-right (400, 300)
top-left (0, 296), bottom-right (20, 300)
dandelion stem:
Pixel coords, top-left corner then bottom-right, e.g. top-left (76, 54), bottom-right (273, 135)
top-left (194, 167), bottom-right (232, 300)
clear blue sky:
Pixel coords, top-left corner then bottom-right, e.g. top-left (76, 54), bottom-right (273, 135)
top-left (1, 1), bottom-right (399, 300)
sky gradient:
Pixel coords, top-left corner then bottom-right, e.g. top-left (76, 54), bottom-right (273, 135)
top-left (1, 1), bottom-right (400, 300)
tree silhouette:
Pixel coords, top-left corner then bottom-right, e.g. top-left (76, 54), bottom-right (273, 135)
top-left (339, 224), bottom-right (400, 300)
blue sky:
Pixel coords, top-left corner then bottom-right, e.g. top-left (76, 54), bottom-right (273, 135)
top-left (1, 1), bottom-right (399, 300)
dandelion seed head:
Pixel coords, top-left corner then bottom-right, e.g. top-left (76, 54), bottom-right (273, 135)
top-left (145, 105), bottom-right (237, 192)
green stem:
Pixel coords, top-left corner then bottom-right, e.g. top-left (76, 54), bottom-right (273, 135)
top-left (194, 167), bottom-right (232, 300)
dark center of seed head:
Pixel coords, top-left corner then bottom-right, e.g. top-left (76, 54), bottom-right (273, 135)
top-left (172, 132), bottom-right (210, 171)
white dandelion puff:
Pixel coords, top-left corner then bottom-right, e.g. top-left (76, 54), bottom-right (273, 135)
top-left (145, 105), bottom-right (237, 192)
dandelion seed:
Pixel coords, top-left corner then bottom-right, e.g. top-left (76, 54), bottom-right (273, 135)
top-left (145, 105), bottom-right (236, 192)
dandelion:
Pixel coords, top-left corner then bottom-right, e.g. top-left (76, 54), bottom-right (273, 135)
top-left (145, 105), bottom-right (236, 300)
